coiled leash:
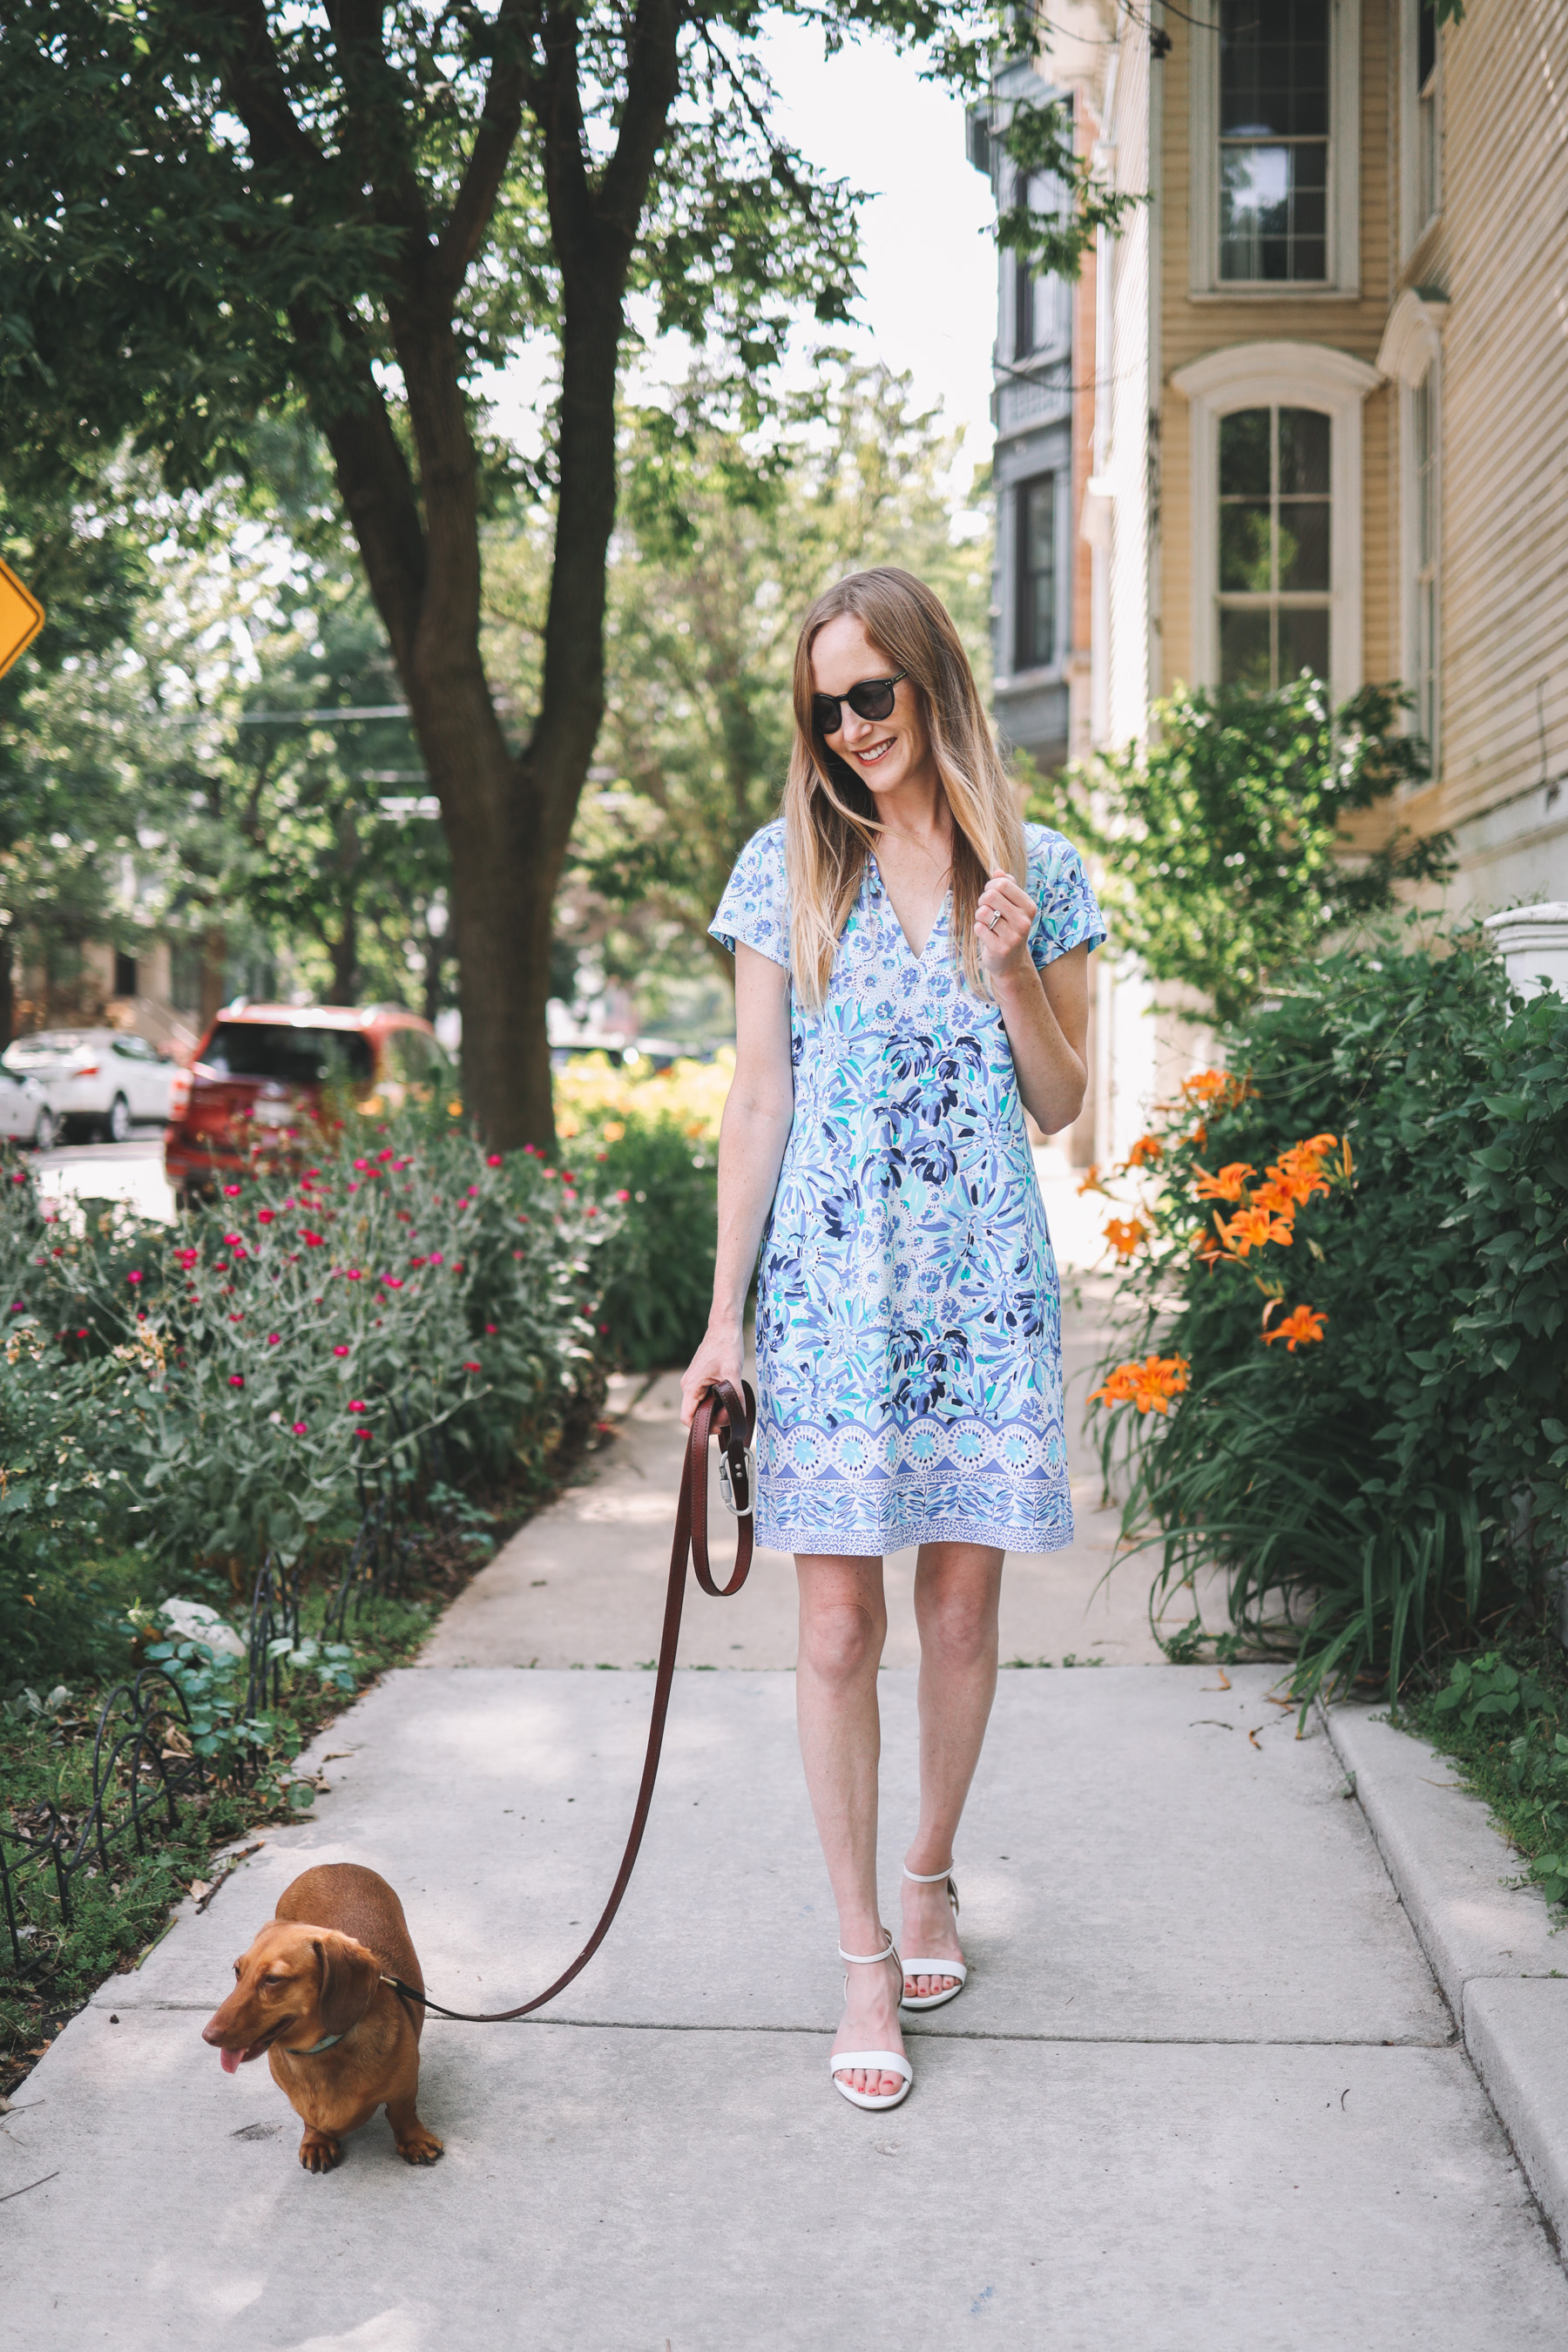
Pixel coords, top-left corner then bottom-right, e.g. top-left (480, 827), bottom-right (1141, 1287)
top-left (378, 1377), bottom-right (756, 2024)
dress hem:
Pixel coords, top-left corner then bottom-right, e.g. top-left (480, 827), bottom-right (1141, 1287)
top-left (756, 1516), bottom-right (1077, 1558)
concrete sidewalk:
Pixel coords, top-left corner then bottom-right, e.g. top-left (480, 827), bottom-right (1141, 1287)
top-left (6, 1254), bottom-right (1568, 2345)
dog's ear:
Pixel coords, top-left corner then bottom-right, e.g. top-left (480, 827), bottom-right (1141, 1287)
top-left (312, 1932), bottom-right (381, 2039)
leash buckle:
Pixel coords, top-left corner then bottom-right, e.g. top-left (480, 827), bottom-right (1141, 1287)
top-left (718, 1443), bottom-right (756, 1518)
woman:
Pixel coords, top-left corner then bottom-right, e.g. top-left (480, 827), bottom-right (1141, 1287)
top-left (680, 566), bottom-right (1105, 2111)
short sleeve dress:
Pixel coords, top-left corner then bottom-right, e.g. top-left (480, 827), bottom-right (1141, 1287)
top-left (710, 821), bottom-right (1107, 1558)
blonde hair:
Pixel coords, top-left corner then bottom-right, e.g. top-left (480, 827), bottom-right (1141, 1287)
top-left (783, 567), bottom-right (1025, 1009)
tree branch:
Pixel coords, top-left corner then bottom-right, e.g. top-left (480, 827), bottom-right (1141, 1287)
top-left (432, 0), bottom-right (540, 293)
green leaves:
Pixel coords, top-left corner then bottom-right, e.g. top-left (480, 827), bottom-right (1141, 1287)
top-left (1096, 926), bottom-right (1568, 1702)
top-left (1038, 678), bottom-right (1454, 1026)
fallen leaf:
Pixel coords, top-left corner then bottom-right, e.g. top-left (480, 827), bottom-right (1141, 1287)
top-left (1247, 1727), bottom-right (1261, 1750)
top-left (187, 1881), bottom-right (213, 1905)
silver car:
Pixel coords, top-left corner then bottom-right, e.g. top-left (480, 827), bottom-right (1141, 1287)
top-left (2, 1029), bottom-right (175, 1143)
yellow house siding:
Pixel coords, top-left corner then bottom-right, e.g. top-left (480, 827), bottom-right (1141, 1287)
top-left (1155, 5), bottom-right (1394, 700)
top-left (1418, 0), bottom-right (1568, 860)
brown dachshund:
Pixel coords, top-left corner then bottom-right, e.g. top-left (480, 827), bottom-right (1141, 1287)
top-left (202, 1862), bottom-right (443, 2173)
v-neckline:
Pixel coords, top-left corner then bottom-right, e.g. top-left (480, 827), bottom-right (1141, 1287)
top-left (867, 854), bottom-right (950, 964)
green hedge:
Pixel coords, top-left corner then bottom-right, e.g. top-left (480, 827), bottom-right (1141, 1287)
top-left (1092, 923), bottom-right (1568, 1700)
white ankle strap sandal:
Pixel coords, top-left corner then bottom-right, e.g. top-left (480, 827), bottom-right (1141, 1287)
top-left (830, 1936), bottom-right (913, 2111)
top-left (899, 1862), bottom-right (968, 2011)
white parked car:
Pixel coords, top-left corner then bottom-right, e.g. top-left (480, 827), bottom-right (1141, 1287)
top-left (0, 1060), bottom-right (57, 1149)
top-left (2, 1029), bottom-right (175, 1143)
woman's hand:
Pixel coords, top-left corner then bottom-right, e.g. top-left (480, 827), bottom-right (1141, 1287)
top-left (976, 868), bottom-right (1038, 983)
top-left (680, 1320), bottom-right (747, 1429)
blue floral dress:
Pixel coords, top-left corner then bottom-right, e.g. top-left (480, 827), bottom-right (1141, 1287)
top-left (710, 821), bottom-right (1107, 1557)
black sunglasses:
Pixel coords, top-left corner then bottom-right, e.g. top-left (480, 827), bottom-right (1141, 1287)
top-left (811, 669), bottom-right (909, 737)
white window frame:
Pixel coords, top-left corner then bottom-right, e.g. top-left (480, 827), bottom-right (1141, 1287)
top-left (1189, 0), bottom-right (1362, 300)
top-left (1171, 341), bottom-right (1381, 700)
top-left (1377, 289), bottom-right (1449, 774)
top-left (1398, 0), bottom-right (1443, 256)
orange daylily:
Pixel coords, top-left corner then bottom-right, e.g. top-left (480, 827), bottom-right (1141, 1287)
top-left (1077, 1164), bottom-right (1106, 1196)
top-left (1262, 1304), bottom-right (1327, 1351)
top-left (1180, 1069), bottom-right (1229, 1104)
top-left (1193, 1161), bottom-right (1254, 1202)
top-left (1217, 1204), bottom-right (1294, 1255)
top-left (1104, 1216), bottom-right (1151, 1260)
top-left (1250, 1177), bottom-right (1299, 1218)
top-left (1090, 1352), bottom-right (1191, 1415)
top-left (1125, 1133), bottom-right (1163, 1170)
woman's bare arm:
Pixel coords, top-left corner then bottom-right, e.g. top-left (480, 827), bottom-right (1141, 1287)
top-left (679, 943), bottom-right (795, 1427)
top-left (976, 870), bottom-right (1090, 1135)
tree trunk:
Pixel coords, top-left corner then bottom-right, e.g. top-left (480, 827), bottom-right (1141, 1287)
top-left (199, 924), bottom-right (226, 1030)
top-left (0, 940), bottom-right (12, 1049)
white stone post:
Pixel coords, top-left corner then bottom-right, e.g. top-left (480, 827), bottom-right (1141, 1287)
top-left (1482, 906), bottom-right (1568, 1002)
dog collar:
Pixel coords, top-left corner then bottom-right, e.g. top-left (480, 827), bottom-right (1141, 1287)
top-left (284, 2031), bottom-right (346, 2056)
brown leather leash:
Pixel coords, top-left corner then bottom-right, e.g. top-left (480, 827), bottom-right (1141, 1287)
top-left (379, 1377), bottom-right (755, 2024)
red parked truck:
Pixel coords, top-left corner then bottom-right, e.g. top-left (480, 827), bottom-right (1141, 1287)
top-left (165, 1002), bottom-right (451, 1197)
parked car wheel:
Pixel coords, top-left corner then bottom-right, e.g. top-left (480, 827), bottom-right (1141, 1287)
top-left (105, 1092), bottom-right (132, 1144)
top-left (32, 1105), bottom-right (57, 1152)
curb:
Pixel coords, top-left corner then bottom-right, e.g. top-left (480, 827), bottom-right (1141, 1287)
top-left (1321, 1700), bottom-right (1568, 2244)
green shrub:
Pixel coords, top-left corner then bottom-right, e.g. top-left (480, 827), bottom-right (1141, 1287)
top-left (589, 1118), bottom-right (716, 1369)
top-left (1089, 922), bottom-right (1568, 1700)
top-left (1037, 677), bottom-right (1452, 1023)
top-left (0, 1115), bottom-right (620, 1613)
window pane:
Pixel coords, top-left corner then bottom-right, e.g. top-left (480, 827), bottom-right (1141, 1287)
top-left (1279, 500), bottom-right (1330, 591)
top-left (1220, 502), bottom-right (1274, 592)
top-left (1220, 607), bottom-right (1274, 690)
top-left (1278, 606), bottom-right (1330, 682)
top-left (1220, 408), bottom-right (1271, 497)
top-left (1220, 141), bottom-right (1328, 280)
top-left (1015, 476), bottom-right (1056, 671)
top-left (1278, 408), bottom-right (1330, 495)
top-left (202, 1024), bottom-right (375, 1085)
top-left (1220, 0), bottom-right (1329, 138)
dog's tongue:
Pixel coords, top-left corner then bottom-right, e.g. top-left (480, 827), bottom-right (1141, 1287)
top-left (220, 2045), bottom-right (243, 2074)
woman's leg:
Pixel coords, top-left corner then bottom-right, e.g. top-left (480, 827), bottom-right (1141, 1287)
top-left (795, 1551), bottom-right (904, 2098)
top-left (901, 1542), bottom-right (1004, 1998)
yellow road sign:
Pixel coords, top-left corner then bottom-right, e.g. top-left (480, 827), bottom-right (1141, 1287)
top-left (0, 556), bottom-right (45, 680)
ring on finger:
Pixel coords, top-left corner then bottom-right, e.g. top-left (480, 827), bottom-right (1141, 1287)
top-left (985, 908), bottom-right (1002, 931)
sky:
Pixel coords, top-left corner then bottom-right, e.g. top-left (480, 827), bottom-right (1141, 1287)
top-left (759, 18), bottom-right (999, 463)
top-left (485, 22), bottom-right (999, 477)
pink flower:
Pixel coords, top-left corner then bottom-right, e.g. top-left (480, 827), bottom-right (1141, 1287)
top-left (127, 1268), bottom-right (144, 1285)
top-left (484, 1322), bottom-right (498, 1334)
top-left (409, 1256), bottom-right (426, 1268)
top-left (257, 1207), bottom-right (275, 1225)
top-left (303, 1231), bottom-right (325, 1248)
top-left (428, 1252), bottom-right (444, 1267)
top-left (347, 1182), bottom-right (359, 1193)
top-left (354, 1158), bottom-right (369, 1171)
top-left (10, 1170), bottom-right (25, 1186)
top-left (333, 1343), bottom-right (349, 1358)
top-left (267, 1333), bottom-right (280, 1346)
top-left (228, 1373), bottom-right (245, 1389)
top-left (175, 1247), bottom-right (199, 1268)
top-left (462, 1359), bottom-right (482, 1373)
top-left (290, 1421), bottom-right (308, 1435)
top-left (487, 1152), bottom-right (502, 1166)
top-left (377, 1148), bottom-right (396, 1162)
top-left (614, 1189), bottom-right (631, 1204)
top-left (223, 1232), bottom-right (241, 1247)
top-left (561, 1171), bottom-right (574, 1185)
top-left (222, 1183), bottom-right (241, 1197)
top-left (348, 1399), bottom-right (369, 1412)
top-left (354, 1427), bottom-right (372, 1442)
top-left (382, 1276), bottom-right (404, 1290)
top-left (345, 1268), bottom-right (362, 1281)
top-left (543, 1168), bottom-right (556, 1180)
